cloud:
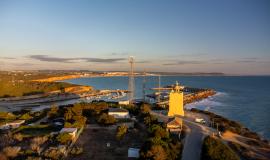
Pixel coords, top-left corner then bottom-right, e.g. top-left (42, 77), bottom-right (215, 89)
top-left (111, 52), bottom-right (128, 56)
top-left (0, 56), bottom-right (16, 59)
top-left (136, 60), bottom-right (151, 63)
top-left (163, 60), bottom-right (205, 66)
top-left (84, 58), bottom-right (126, 63)
top-left (27, 55), bottom-right (125, 63)
top-left (28, 55), bottom-right (75, 63)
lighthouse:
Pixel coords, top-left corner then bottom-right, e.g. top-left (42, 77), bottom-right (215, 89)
top-left (168, 81), bottom-right (184, 117)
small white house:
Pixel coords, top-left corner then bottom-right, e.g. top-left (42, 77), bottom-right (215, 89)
top-left (9, 120), bottom-right (25, 129)
top-left (60, 128), bottom-right (77, 138)
top-left (0, 120), bottom-right (25, 130)
top-left (108, 108), bottom-right (130, 119)
top-left (166, 117), bottom-right (182, 133)
top-left (118, 100), bottom-right (130, 105)
top-left (0, 123), bottom-right (10, 130)
top-left (128, 148), bottom-right (140, 158)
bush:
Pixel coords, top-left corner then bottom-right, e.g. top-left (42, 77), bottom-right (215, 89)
top-left (19, 113), bottom-right (33, 120)
top-left (26, 156), bottom-right (42, 160)
top-left (13, 133), bottom-right (23, 142)
top-left (142, 145), bottom-right (167, 160)
top-left (201, 136), bottom-right (240, 160)
top-left (57, 133), bottom-right (72, 144)
top-left (97, 113), bottom-right (116, 125)
top-left (116, 125), bottom-right (127, 141)
top-left (30, 136), bottom-right (48, 153)
top-left (144, 114), bottom-right (158, 127)
top-left (70, 146), bottom-right (83, 155)
top-left (43, 148), bottom-right (63, 160)
top-left (2, 146), bottom-right (21, 158)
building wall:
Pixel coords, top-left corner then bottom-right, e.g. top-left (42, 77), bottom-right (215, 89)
top-left (168, 92), bottom-right (184, 117)
top-left (108, 112), bottom-right (129, 119)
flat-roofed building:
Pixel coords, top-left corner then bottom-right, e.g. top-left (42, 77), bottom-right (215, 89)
top-left (108, 108), bottom-right (130, 119)
top-left (60, 128), bottom-right (77, 139)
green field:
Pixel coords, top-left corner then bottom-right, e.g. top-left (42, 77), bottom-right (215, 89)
top-left (0, 71), bottom-right (77, 97)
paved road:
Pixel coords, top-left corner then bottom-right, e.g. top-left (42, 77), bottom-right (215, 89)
top-left (181, 120), bottom-right (206, 160)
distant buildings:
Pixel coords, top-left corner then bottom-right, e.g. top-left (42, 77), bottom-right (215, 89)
top-left (108, 108), bottom-right (130, 119)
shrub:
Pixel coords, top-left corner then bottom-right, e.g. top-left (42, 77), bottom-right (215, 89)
top-left (143, 145), bottom-right (167, 160)
top-left (19, 113), bottom-right (33, 120)
top-left (97, 113), bottom-right (116, 125)
top-left (2, 146), bottom-right (21, 158)
top-left (47, 105), bottom-right (59, 119)
top-left (70, 146), bottom-right (83, 155)
top-left (43, 148), bottom-right (63, 160)
top-left (201, 136), bottom-right (240, 160)
top-left (26, 156), bottom-right (42, 160)
top-left (144, 114), bottom-right (158, 127)
top-left (57, 133), bottom-right (72, 144)
top-left (30, 136), bottom-right (48, 153)
top-left (13, 133), bottom-right (23, 142)
top-left (141, 103), bottom-right (151, 115)
top-left (116, 125), bottom-right (128, 141)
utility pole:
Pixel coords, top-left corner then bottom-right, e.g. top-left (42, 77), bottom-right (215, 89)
top-left (128, 56), bottom-right (135, 103)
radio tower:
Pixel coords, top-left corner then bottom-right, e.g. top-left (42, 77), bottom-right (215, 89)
top-left (142, 69), bottom-right (146, 102)
top-left (128, 56), bottom-right (135, 103)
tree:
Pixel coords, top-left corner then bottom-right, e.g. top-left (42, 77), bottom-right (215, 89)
top-left (148, 124), bottom-right (169, 140)
top-left (57, 133), bottom-right (72, 144)
top-left (97, 113), bottom-right (116, 125)
top-left (30, 136), bottom-right (48, 153)
top-left (47, 105), bottom-right (58, 119)
top-left (143, 145), bottom-right (167, 160)
top-left (116, 125), bottom-right (128, 141)
top-left (141, 103), bottom-right (151, 115)
top-left (201, 136), bottom-right (240, 160)
top-left (13, 133), bottom-right (23, 142)
top-left (2, 146), bottom-right (21, 158)
top-left (144, 115), bottom-right (158, 127)
top-left (19, 112), bottom-right (33, 120)
top-left (64, 109), bottom-right (73, 121)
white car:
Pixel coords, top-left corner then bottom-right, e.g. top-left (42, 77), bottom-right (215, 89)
top-left (195, 118), bottom-right (206, 124)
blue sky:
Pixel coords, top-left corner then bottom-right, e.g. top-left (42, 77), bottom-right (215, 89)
top-left (0, 0), bottom-right (270, 75)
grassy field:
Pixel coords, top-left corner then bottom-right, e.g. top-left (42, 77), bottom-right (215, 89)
top-left (0, 71), bottom-right (80, 97)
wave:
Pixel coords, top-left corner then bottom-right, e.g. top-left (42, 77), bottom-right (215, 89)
top-left (185, 91), bottom-right (228, 111)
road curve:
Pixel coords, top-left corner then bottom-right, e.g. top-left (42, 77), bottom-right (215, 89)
top-left (181, 120), bottom-right (206, 160)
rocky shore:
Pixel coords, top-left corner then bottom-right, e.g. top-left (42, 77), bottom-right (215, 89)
top-left (184, 89), bottom-right (216, 105)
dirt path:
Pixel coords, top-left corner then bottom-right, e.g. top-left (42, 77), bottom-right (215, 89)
top-left (222, 131), bottom-right (270, 159)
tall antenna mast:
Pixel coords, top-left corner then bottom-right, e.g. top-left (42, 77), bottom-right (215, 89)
top-left (128, 56), bottom-right (135, 103)
top-left (142, 69), bottom-right (146, 102)
top-left (158, 75), bottom-right (161, 103)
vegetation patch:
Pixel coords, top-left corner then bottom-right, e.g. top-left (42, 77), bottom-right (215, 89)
top-left (201, 136), bottom-right (240, 160)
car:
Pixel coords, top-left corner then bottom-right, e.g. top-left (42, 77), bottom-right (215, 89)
top-left (195, 118), bottom-right (206, 124)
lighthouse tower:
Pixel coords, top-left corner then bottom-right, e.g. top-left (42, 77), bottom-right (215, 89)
top-left (168, 81), bottom-right (184, 117)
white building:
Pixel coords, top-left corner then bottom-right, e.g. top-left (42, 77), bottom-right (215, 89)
top-left (128, 148), bottom-right (140, 158)
top-left (0, 120), bottom-right (25, 130)
top-left (118, 100), bottom-right (130, 105)
top-left (108, 108), bottom-right (130, 119)
top-left (60, 128), bottom-right (77, 139)
top-left (166, 117), bottom-right (182, 133)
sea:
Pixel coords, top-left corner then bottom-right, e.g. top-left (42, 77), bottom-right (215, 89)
top-left (63, 76), bottom-right (270, 140)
